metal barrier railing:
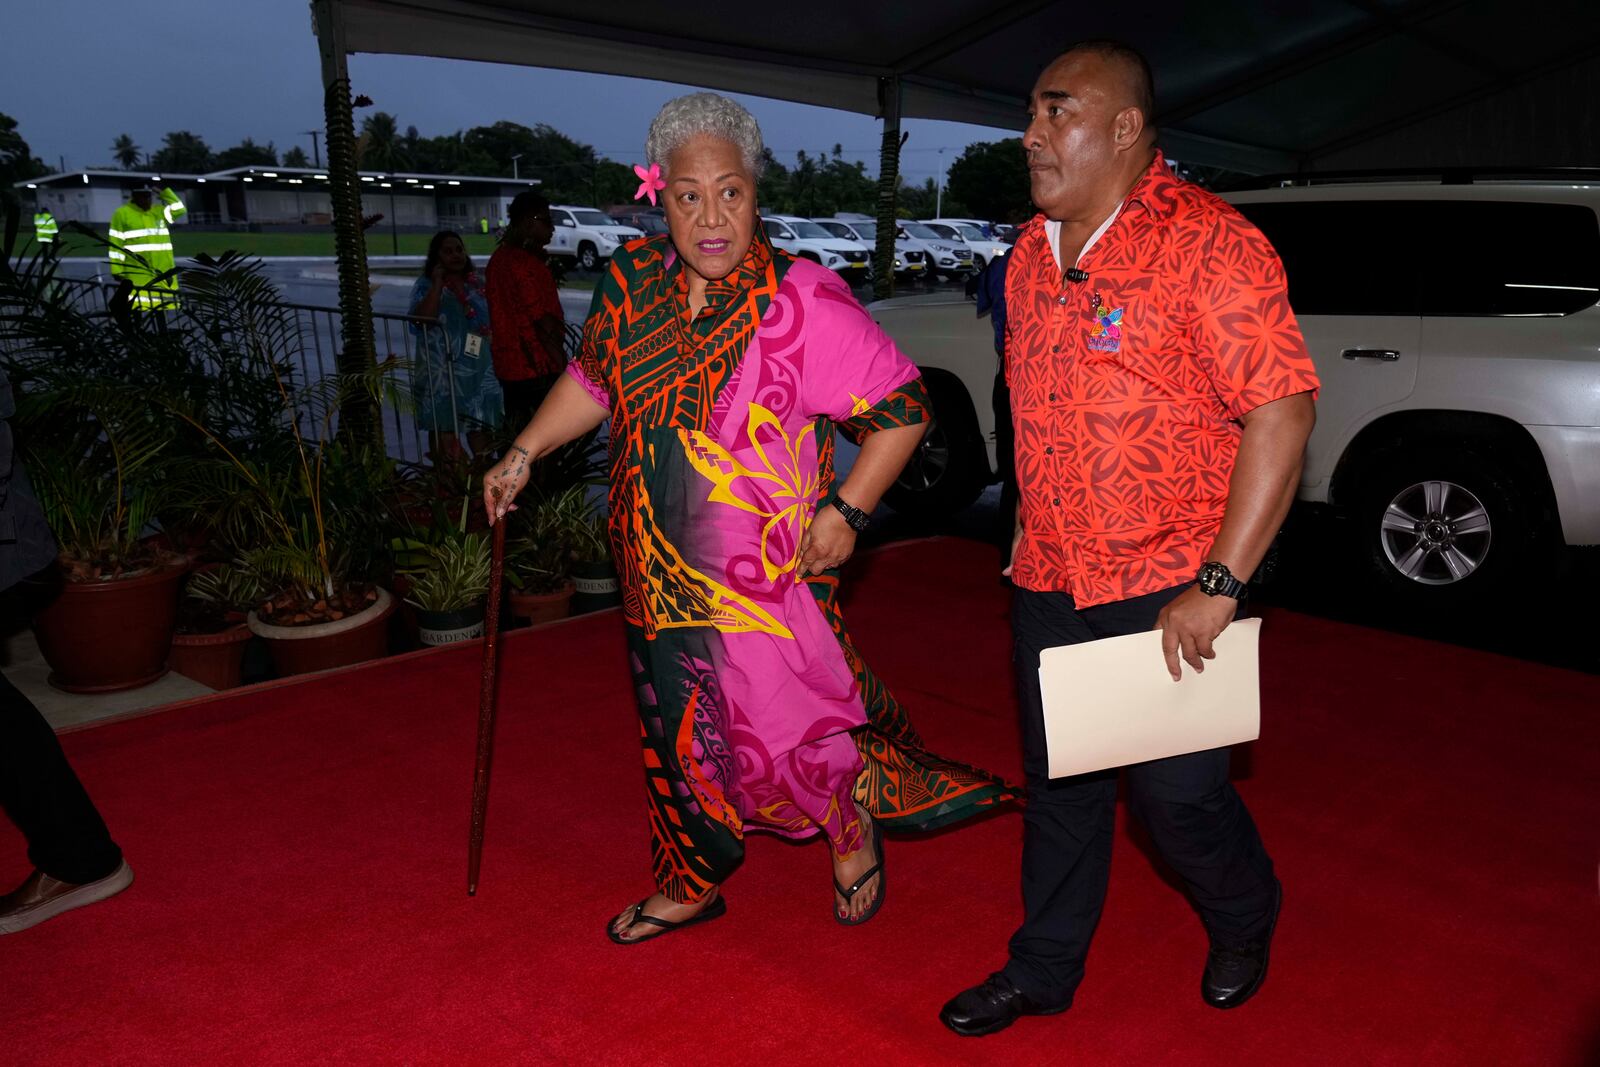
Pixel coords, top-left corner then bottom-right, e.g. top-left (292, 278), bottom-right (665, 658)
top-left (16, 275), bottom-right (467, 465)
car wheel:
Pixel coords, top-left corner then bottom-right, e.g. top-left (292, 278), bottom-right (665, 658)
top-left (577, 243), bottom-right (599, 272)
top-left (972, 255), bottom-right (987, 271)
top-left (1354, 444), bottom-right (1540, 603)
top-left (883, 371), bottom-right (989, 518)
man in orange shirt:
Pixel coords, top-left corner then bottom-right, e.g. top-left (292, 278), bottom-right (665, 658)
top-left (486, 191), bottom-right (567, 431)
top-left (941, 41), bottom-right (1319, 1037)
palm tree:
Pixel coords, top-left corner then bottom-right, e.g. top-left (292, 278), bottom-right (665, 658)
top-left (357, 112), bottom-right (404, 172)
top-left (112, 134), bottom-right (141, 170)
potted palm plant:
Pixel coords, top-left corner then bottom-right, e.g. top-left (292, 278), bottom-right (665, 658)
top-left (169, 564), bottom-right (262, 690)
top-left (155, 257), bottom-right (403, 676)
top-left (21, 405), bottom-right (188, 692)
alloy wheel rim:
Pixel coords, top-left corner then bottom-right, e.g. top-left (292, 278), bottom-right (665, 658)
top-left (1379, 479), bottom-right (1492, 585)
top-left (896, 421), bottom-right (950, 492)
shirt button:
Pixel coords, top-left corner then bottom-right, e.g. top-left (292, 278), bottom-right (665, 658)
top-left (1056, 295), bottom-right (1067, 305)
top-left (1045, 447), bottom-right (1054, 456)
top-left (1052, 497), bottom-right (1061, 507)
top-left (1048, 393), bottom-right (1057, 402)
top-left (1051, 344), bottom-right (1060, 353)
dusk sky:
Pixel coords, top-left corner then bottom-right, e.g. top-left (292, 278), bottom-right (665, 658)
top-left (4, 0), bottom-right (1018, 187)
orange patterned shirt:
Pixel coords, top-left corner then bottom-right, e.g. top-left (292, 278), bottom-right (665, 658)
top-left (1004, 152), bottom-right (1320, 607)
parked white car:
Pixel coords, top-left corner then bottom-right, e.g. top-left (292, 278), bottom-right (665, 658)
top-left (761, 215), bottom-right (871, 277)
top-left (924, 218), bottom-right (1011, 269)
top-left (869, 175), bottom-right (1600, 603)
top-left (813, 217), bottom-right (928, 277)
top-left (547, 205), bottom-right (644, 271)
top-left (898, 220), bottom-right (974, 278)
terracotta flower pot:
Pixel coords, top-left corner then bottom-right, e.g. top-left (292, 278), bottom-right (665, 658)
top-left (169, 624), bottom-right (253, 690)
top-left (33, 560), bottom-right (188, 693)
top-left (247, 588), bottom-right (396, 677)
top-left (415, 604), bottom-right (485, 647)
top-left (508, 580), bottom-right (575, 625)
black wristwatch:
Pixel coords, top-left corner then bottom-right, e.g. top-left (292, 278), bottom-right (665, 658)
top-left (830, 496), bottom-right (871, 532)
top-left (1197, 561), bottom-right (1247, 599)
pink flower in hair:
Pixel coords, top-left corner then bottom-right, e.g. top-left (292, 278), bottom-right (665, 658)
top-left (632, 162), bottom-right (666, 206)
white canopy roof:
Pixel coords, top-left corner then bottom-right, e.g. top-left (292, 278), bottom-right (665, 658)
top-left (322, 0), bottom-right (1600, 174)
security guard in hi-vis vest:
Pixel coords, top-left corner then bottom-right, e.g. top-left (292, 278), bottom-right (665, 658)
top-left (32, 209), bottom-right (58, 246)
top-left (108, 182), bottom-right (187, 315)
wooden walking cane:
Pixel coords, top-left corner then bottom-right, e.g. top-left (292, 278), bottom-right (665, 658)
top-left (467, 486), bottom-right (509, 896)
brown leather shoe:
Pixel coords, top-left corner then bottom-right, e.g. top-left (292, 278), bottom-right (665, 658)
top-left (0, 859), bottom-right (134, 935)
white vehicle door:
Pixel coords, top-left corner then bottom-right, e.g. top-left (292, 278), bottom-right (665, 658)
top-left (1231, 199), bottom-right (1422, 499)
top-left (763, 219), bottom-right (798, 256)
top-left (549, 210), bottom-right (577, 255)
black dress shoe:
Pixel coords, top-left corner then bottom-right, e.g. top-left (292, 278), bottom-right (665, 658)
top-left (939, 972), bottom-right (1068, 1037)
top-left (1202, 880), bottom-right (1282, 1009)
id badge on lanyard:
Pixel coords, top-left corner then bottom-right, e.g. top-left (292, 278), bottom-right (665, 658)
top-left (464, 332), bottom-right (484, 358)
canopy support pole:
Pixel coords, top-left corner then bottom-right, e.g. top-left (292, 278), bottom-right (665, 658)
top-left (873, 76), bottom-right (902, 302)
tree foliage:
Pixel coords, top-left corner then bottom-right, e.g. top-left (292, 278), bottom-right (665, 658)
top-left (111, 133), bottom-right (142, 169)
top-left (282, 146), bottom-right (310, 168)
top-left (943, 138), bottom-right (1032, 223)
top-left (214, 138), bottom-right (278, 169)
top-left (150, 130), bottom-right (215, 174)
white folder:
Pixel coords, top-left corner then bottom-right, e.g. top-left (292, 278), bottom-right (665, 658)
top-left (1039, 617), bottom-right (1262, 779)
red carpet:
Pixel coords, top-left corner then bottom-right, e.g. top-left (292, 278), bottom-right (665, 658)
top-left (4, 537), bottom-right (1597, 1065)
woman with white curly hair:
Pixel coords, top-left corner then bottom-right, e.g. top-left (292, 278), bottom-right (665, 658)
top-left (485, 91), bottom-right (1013, 943)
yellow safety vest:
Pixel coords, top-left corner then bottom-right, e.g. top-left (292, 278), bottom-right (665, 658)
top-left (108, 189), bottom-right (187, 311)
top-left (33, 211), bottom-right (58, 244)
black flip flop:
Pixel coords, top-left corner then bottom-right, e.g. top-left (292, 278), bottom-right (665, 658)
top-left (606, 894), bottom-right (727, 946)
top-left (833, 812), bottom-right (886, 927)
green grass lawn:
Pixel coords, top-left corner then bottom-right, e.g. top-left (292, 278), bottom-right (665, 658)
top-left (27, 229), bottom-right (504, 260)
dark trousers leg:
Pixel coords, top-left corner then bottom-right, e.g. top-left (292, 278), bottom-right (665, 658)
top-left (1002, 588), bottom-right (1116, 1006)
top-left (1003, 585), bottom-right (1277, 1002)
top-left (0, 671), bottom-right (122, 885)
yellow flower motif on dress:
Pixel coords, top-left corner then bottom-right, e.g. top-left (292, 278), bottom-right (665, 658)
top-left (848, 393), bottom-right (872, 418)
top-left (681, 403), bottom-right (819, 583)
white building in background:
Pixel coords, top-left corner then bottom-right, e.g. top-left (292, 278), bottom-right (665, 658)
top-left (17, 166), bottom-right (538, 231)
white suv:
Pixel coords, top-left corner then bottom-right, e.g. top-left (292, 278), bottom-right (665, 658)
top-left (924, 218), bottom-right (1011, 270)
top-left (898, 220), bottom-right (974, 278)
top-left (869, 175), bottom-right (1600, 603)
top-left (547, 206), bottom-right (644, 271)
top-left (814, 218), bottom-right (928, 277)
top-left (761, 215), bottom-right (871, 278)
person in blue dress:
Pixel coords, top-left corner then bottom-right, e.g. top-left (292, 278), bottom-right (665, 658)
top-left (408, 231), bottom-right (503, 458)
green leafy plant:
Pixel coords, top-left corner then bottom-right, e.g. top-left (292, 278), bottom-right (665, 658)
top-left (398, 532), bottom-right (492, 613)
top-left (505, 483), bottom-right (594, 595)
top-left (176, 563), bottom-right (266, 634)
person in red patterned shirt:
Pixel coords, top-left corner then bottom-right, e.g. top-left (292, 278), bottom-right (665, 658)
top-left (941, 41), bottom-right (1319, 1038)
top-left (486, 190), bottom-right (567, 431)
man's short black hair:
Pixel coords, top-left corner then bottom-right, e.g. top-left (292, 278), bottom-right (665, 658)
top-left (1062, 39), bottom-right (1156, 123)
top-left (508, 189), bottom-right (550, 222)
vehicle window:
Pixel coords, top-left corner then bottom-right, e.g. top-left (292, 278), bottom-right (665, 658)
top-left (926, 224), bottom-right (958, 240)
top-left (901, 222), bottom-right (940, 240)
top-left (817, 222), bottom-right (849, 238)
top-left (852, 222), bottom-right (876, 241)
top-left (571, 209), bottom-right (613, 227)
top-left (1231, 201), bottom-right (1421, 316)
top-left (955, 224), bottom-right (988, 241)
top-left (551, 210), bottom-right (575, 227)
top-left (1418, 201), bottom-right (1600, 316)
top-left (763, 219), bottom-right (790, 239)
top-left (790, 220), bottom-right (832, 239)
